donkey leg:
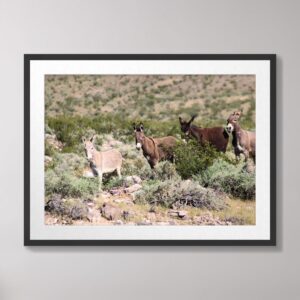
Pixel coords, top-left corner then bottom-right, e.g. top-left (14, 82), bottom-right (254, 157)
top-left (97, 170), bottom-right (103, 191)
top-left (172, 155), bottom-right (176, 164)
top-left (234, 148), bottom-right (240, 162)
top-left (117, 167), bottom-right (122, 179)
top-left (243, 150), bottom-right (249, 162)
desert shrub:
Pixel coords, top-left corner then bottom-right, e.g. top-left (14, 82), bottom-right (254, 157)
top-left (46, 114), bottom-right (134, 153)
top-left (51, 153), bottom-right (86, 174)
top-left (45, 194), bottom-right (89, 220)
top-left (135, 179), bottom-right (227, 210)
top-left (45, 153), bottom-right (99, 197)
top-left (151, 161), bottom-right (180, 181)
top-left (194, 159), bottom-right (255, 199)
top-left (45, 123), bottom-right (55, 135)
top-left (103, 176), bottom-right (125, 190)
top-left (174, 140), bottom-right (221, 179)
top-left (121, 157), bottom-right (148, 177)
top-left (122, 157), bottom-right (179, 182)
top-left (45, 170), bottom-right (99, 198)
top-left (45, 142), bottom-right (56, 157)
top-left (46, 114), bottom-right (184, 154)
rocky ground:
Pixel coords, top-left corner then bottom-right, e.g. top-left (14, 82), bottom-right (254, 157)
top-left (45, 174), bottom-right (237, 226)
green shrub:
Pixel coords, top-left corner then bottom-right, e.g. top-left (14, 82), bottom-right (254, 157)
top-left (51, 153), bottom-right (86, 174)
top-left (174, 140), bottom-right (221, 179)
top-left (194, 159), bottom-right (255, 199)
top-left (45, 170), bottom-right (99, 198)
top-left (46, 114), bottom-right (134, 153)
top-left (151, 161), bottom-right (180, 181)
top-left (121, 157), bottom-right (148, 177)
top-left (45, 142), bottom-right (56, 157)
top-left (45, 153), bottom-right (99, 198)
top-left (45, 123), bottom-right (55, 135)
top-left (135, 179), bottom-right (227, 210)
top-left (103, 176), bottom-right (125, 190)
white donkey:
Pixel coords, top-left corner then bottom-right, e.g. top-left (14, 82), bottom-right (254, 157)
top-left (82, 136), bottom-right (123, 190)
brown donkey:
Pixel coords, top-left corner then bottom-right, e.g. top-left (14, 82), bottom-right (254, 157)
top-left (226, 111), bottom-right (256, 162)
top-left (134, 124), bottom-right (177, 169)
top-left (179, 115), bottom-right (229, 152)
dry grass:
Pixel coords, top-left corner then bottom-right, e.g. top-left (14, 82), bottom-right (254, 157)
top-left (45, 74), bottom-right (255, 128)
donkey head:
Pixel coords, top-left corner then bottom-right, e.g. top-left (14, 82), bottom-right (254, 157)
top-left (226, 111), bottom-right (242, 133)
top-left (179, 115), bottom-right (197, 136)
top-left (133, 123), bottom-right (145, 150)
top-left (82, 135), bottom-right (96, 160)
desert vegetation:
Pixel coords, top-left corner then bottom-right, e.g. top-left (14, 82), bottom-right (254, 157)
top-left (44, 75), bottom-right (255, 226)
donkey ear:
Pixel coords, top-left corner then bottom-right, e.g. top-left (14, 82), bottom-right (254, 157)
top-left (82, 136), bottom-right (86, 143)
top-left (179, 116), bottom-right (182, 123)
top-left (133, 123), bottom-right (136, 131)
top-left (140, 124), bottom-right (144, 131)
top-left (189, 114), bottom-right (197, 124)
top-left (90, 135), bottom-right (96, 143)
top-left (234, 110), bottom-right (242, 118)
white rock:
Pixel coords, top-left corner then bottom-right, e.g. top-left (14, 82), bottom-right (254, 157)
top-left (124, 184), bottom-right (142, 193)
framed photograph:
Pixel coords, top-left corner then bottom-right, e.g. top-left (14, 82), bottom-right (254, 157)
top-left (24, 54), bottom-right (276, 246)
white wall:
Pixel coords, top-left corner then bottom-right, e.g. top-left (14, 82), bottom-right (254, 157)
top-left (0, 0), bottom-right (298, 299)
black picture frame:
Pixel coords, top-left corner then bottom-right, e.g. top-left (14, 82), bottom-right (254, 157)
top-left (24, 54), bottom-right (276, 246)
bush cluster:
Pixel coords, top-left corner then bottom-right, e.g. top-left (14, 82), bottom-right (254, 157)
top-left (174, 140), bottom-right (221, 179)
top-left (45, 153), bottom-right (99, 198)
top-left (194, 159), bottom-right (255, 199)
top-left (45, 194), bottom-right (89, 220)
top-left (46, 114), bottom-right (182, 154)
top-left (135, 179), bottom-right (227, 210)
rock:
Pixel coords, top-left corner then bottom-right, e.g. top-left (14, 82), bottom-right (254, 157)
top-left (44, 213), bottom-right (58, 225)
top-left (168, 210), bottom-right (188, 218)
top-left (45, 133), bottom-right (63, 151)
top-left (114, 220), bottom-right (124, 225)
top-left (178, 210), bottom-right (187, 218)
top-left (168, 210), bottom-right (179, 218)
top-left (124, 184), bottom-right (142, 194)
top-left (113, 197), bottom-right (133, 205)
top-left (193, 213), bottom-right (230, 226)
top-left (69, 205), bottom-right (88, 220)
top-left (100, 203), bottom-right (122, 221)
top-left (132, 175), bottom-right (142, 184)
top-left (124, 175), bottom-right (142, 187)
top-left (147, 212), bottom-right (157, 222)
top-left (45, 194), bottom-right (64, 214)
top-left (101, 191), bottom-right (112, 199)
top-left (44, 155), bottom-right (53, 166)
top-left (137, 220), bottom-right (152, 226)
top-left (110, 188), bottom-right (123, 196)
top-left (87, 208), bottom-right (102, 223)
top-left (168, 221), bottom-right (177, 225)
top-left (155, 222), bottom-right (169, 226)
top-left (122, 210), bottom-right (135, 221)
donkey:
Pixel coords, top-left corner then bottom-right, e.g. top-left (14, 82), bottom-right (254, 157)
top-left (179, 115), bottom-right (229, 152)
top-left (226, 111), bottom-right (256, 162)
top-left (82, 135), bottom-right (123, 190)
top-left (134, 124), bottom-right (177, 169)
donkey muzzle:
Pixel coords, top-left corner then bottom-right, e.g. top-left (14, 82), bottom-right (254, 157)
top-left (226, 124), bottom-right (234, 133)
top-left (136, 142), bottom-right (142, 150)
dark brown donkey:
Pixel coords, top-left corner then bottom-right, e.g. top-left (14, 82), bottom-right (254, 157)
top-left (179, 115), bottom-right (229, 152)
top-left (226, 111), bottom-right (256, 162)
top-left (134, 124), bottom-right (177, 168)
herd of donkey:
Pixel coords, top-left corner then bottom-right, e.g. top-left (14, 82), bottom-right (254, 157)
top-left (82, 110), bottom-right (256, 191)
